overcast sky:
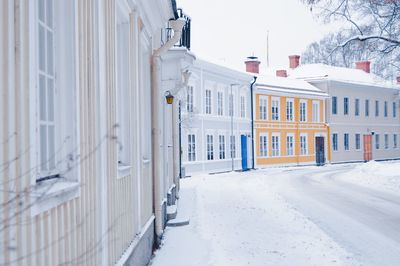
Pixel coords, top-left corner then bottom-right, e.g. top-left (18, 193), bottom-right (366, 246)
top-left (176, 0), bottom-right (338, 74)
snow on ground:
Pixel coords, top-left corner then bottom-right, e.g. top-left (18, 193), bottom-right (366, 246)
top-left (150, 167), bottom-right (359, 266)
top-left (335, 160), bottom-right (400, 194)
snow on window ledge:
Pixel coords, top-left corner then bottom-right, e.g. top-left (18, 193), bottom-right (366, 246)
top-left (30, 178), bottom-right (80, 217)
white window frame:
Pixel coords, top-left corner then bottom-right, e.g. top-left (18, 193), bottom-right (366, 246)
top-left (384, 101), bottom-right (388, 117)
top-left (355, 98), bottom-right (360, 116)
top-left (332, 133), bottom-right (338, 151)
top-left (230, 135), bottom-right (236, 159)
top-left (186, 85), bottom-right (194, 113)
top-left (393, 102), bottom-right (397, 118)
top-left (312, 100), bottom-right (320, 122)
top-left (300, 100), bottom-right (307, 122)
top-left (384, 133), bottom-right (389, 149)
top-left (365, 99), bottom-right (369, 117)
top-left (271, 133), bottom-right (280, 157)
top-left (259, 133), bottom-right (268, 157)
top-left (375, 100), bottom-right (379, 117)
top-left (217, 90), bottom-right (224, 116)
top-left (286, 133), bottom-right (294, 156)
top-left (271, 97), bottom-right (280, 121)
top-left (205, 89), bottom-right (212, 114)
top-left (343, 97), bottom-right (349, 115)
top-left (240, 95), bottom-right (246, 118)
top-left (344, 133), bottom-right (349, 151)
top-left (375, 133), bottom-right (380, 149)
top-left (206, 134), bottom-right (214, 160)
top-left (219, 135), bottom-right (226, 159)
top-left (300, 133), bottom-right (308, 155)
top-left (259, 96), bottom-right (268, 120)
top-left (332, 96), bottom-right (337, 115)
top-left (229, 93), bottom-right (234, 117)
top-left (355, 133), bottom-right (361, 150)
top-left (286, 98), bottom-right (294, 122)
top-left (187, 134), bottom-right (196, 162)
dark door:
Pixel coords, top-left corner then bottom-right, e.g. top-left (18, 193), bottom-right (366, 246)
top-left (315, 136), bottom-right (325, 166)
top-left (363, 134), bottom-right (372, 161)
top-left (241, 135), bottom-right (248, 171)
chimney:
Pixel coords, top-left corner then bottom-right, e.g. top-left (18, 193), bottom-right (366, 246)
top-left (276, 70), bottom-right (287, 77)
top-left (396, 76), bottom-right (400, 84)
top-left (355, 61), bottom-right (371, 73)
top-left (245, 56), bottom-right (261, 74)
top-left (289, 55), bottom-right (300, 69)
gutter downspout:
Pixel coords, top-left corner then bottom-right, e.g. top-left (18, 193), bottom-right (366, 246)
top-left (151, 18), bottom-right (185, 242)
top-left (250, 76), bottom-right (257, 169)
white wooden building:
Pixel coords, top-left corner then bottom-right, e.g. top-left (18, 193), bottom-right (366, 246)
top-left (0, 0), bottom-right (192, 265)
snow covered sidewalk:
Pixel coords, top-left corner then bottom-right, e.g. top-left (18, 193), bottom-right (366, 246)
top-left (150, 169), bottom-right (359, 266)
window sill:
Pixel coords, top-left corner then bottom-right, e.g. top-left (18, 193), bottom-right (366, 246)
top-left (30, 178), bottom-right (80, 217)
top-left (118, 165), bottom-right (132, 179)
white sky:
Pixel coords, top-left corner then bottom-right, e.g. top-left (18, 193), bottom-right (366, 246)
top-left (176, 0), bottom-right (338, 74)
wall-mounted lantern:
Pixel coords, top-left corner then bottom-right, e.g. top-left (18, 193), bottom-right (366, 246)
top-left (165, 91), bottom-right (174, 105)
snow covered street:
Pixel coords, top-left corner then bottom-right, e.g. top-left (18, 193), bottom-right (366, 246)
top-left (150, 162), bottom-right (400, 266)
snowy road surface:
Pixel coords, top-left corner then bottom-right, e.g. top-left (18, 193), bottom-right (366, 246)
top-left (150, 162), bottom-right (400, 266)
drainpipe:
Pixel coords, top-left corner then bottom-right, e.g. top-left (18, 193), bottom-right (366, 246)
top-left (151, 18), bottom-right (185, 242)
top-left (250, 76), bottom-right (257, 169)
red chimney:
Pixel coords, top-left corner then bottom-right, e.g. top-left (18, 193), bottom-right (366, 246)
top-left (276, 70), bottom-right (287, 77)
top-left (289, 55), bottom-right (300, 69)
top-left (396, 76), bottom-right (400, 84)
top-left (355, 61), bottom-right (371, 73)
top-left (245, 56), bottom-right (261, 74)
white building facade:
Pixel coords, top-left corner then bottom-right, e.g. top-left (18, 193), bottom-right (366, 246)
top-left (181, 59), bottom-right (254, 175)
top-left (291, 62), bottom-right (400, 163)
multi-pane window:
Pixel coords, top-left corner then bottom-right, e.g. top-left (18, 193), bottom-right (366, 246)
top-left (259, 97), bottom-right (268, 120)
top-left (384, 101), bottom-right (388, 117)
top-left (300, 101), bottom-right (307, 122)
top-left (260, 135), bottom-right (268, 157)
top-left (344, 133), bottom-right (349, 150)
top-left (344, 97), bottom-right (349, 115)
top-left (286, 99), bottom-right (294, 121)
top-left (393, 102), bottom-right (397, 118)
top-left (240, 96), bottom-right (246, 118)
top-left (205, 89), bottom-right (212, 114)
top-left (219, 135), bottom-right (226, 159)
top-left (230, 135), bottom-right (236, 158)
top-left (188, 134), bottom-right (196, 161)
top-left (375, 134), bottom-right (380, 149)
top-left (187, 86), bottom-right (194, 112)
top-left (332, 96), bottom-right (337, 115)
top-left (206, 134), bottom-right (214, 160)
top-left (394, 134), bottom-right (398, 149)
top-left (312, 101), bottom-right (319, 122)
top-left (355, 134), bottom-right (361, 150)
top-left (217, 91), bottom-right (223, 116)
top-left (355, 99), bottom-right (360, 116)
top-left (365, 99), bottom-right (369, 116)
top-left (286, 135), bottom-right (294, 156)
top-left (332, 133), bottom-right (338, 151)
top-left (38, 0), bottom-right (56, 175)
top-left (384, 134), bottom-right (389, 149)
top-left (229, 94), bottom-right (234, 116)
top-left (375, 100), bottom-right (379, 116)
top-left (272, 134), bottom-right (280, 157)
top-left (272, 98), bottom-right (280, 121)
top-left (300, 134), bottom-right (308, 155)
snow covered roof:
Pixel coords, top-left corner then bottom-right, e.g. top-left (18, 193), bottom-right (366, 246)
top-left (256, 75), bottom-right (329, 97)
top-left (290, 63), bottom-right (399, 89)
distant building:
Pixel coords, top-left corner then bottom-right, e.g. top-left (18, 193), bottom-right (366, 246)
top-left (290, 57), bottom-right (400, 163)
top-left (181, 59), bottom-right (254, 175)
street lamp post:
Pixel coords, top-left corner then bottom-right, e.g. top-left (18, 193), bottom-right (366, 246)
top-left (230, 83), bottom-right (239, 172)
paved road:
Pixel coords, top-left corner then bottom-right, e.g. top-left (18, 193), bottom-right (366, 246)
top-left (275, 165), bottom-right (400, 266)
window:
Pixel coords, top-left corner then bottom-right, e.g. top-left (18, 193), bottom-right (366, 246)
top-left (393, 102), bottom-right (397, 118)
top-left (384, 101), bottom-right (388, 117)
top-left (384, 134), bottom-right (389, 149)
top-left (272, 97), bottom-right (280, 121)
top-left (272, 134), bottom-right (280, 157)
top-left (286, 99), bottom-right (294, 121)
top-left (312, 101), bottom-right (319, 122)
top-left (240, 96), bottom-right (246, 118)
top-left (116, 5), bottom-right (131, 168)
top-left (206, 134), bottom-right (214, 160)
top-left (344, 97), bottom-right (349, 115)
top-left (219, 135), bottom-right (226, 159)
top-left (300, 100), bottom-right (307, 122)
top-left (332, 96), bottom-right (337, 115)
top-left (300, 134), bottom-right (308, 155)
top-left (230, 135), bottom-right (236, 158)
top-left (37, 0), bottom-right (78, 181)
top-left (217, 91), bottom-right (223, 116)
top-left (187, 86), bottom-right (194, 112)
top-left (355, 99), bottom-right (360, 116)
top-left (188, 134), bottom-right (196, 161)
top-left (286, 134), bottom-right (294, 156)
top-left (229, 94), bottom-right (234, 116)
top-left (355, 134), bottom-right (361, 150)
top-left (394, 134), bottom-right (398, 149)
top-left (375, 100), bottom-right (379, 116)
top-left (259, 134), bottom-right (268, 157)
top-left (375, 134), bottom-right (380, 149)
top-left (259, 96), bottom-right (268, 120)
top-left (205, 89), bottom-right (212, 114)
top-left (365, 99), bottom-right (369, 117)
top-left (332, 133), bottom-right (338, 151)
top-left (344, 133), bottom-right (349, 150)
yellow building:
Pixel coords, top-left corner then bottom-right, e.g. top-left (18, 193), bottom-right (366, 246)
top-left (254, 75), bottom-right (330, 167)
